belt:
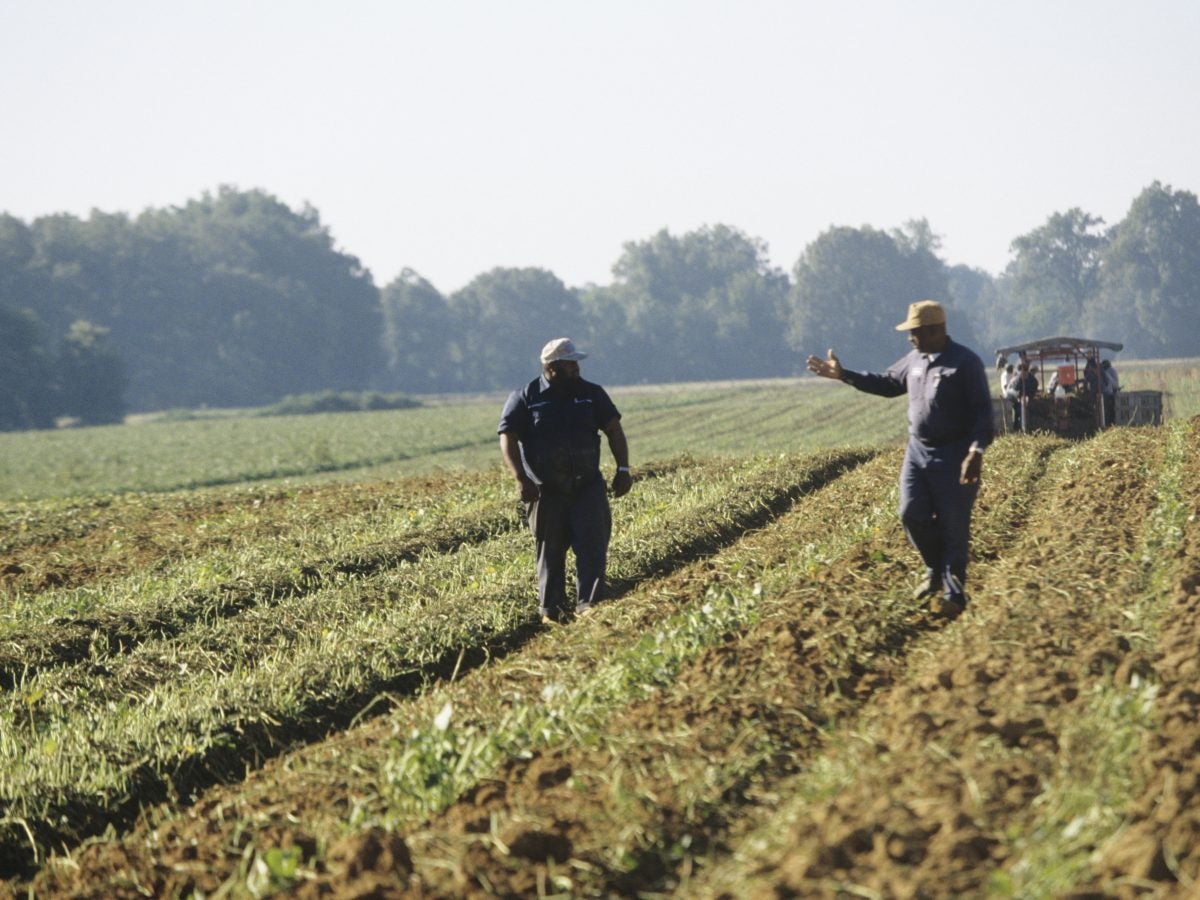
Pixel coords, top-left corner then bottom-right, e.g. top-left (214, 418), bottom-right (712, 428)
top-left (915, 435), bottom-right (967, 449)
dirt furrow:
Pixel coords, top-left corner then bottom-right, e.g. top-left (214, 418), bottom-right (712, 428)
top-left (1079, 420), bottom-right (1200, 896)
top-left (377, 438), bottom-right (1064, 898)
top-left (701, 426), bottom-right (1171, 898)
top-left (28, 438), bottom-right (1052, 899)
top-left (7, 451), bottom-right (871, 890)
top-left (17, 449), bottom-right (888, 898)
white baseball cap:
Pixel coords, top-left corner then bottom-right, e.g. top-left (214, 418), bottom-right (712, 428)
top-left (540, 337), bottom-right (588, 364)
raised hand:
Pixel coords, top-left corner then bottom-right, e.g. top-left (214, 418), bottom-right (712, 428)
top-left (806, 348), bottom-right (843, 381)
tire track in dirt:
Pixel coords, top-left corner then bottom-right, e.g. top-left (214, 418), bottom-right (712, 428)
top-left (698, 426), bottom-right (1173, 898)
top-left (7, 451), bottom-right (871, 888)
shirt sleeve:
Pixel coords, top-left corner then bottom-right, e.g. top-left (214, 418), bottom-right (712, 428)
top-left (497, 390), bottom-right (528, 435)
top-left (593, 386), bottom-right (620, 426)
top-left (965, 354), bottom-right (995, 450)
top-left (841, 355), bottom-right (910, 398)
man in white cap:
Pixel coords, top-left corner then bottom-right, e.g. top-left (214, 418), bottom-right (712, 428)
top-left (806, 301), bottom-right (993, 619)
top-left (498, 338), bottom-right (633, 624)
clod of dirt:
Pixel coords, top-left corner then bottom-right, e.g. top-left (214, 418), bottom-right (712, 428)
top-left (325, 829), bottom-right (413, 878)
top-left (506, 828), bottom-right (573, 863)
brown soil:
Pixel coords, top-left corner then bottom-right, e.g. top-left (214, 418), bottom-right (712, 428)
top-left (15, 426), bottom-right (1200, 899)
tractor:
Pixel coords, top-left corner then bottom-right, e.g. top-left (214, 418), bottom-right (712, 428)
top-left (993, 336), bottom-right (1162, 437)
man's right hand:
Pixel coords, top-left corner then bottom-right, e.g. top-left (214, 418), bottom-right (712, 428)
top-left (806, 348), bottom-right (844, 381)
top-left (517, 476), bottom-right (540, 504)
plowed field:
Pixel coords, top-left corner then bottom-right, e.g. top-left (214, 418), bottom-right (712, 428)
top-left (3, 422), bottom-right (1198, 899)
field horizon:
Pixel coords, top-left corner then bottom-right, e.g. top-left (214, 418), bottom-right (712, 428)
top-left (3, 358), bottom-right (1198, 502)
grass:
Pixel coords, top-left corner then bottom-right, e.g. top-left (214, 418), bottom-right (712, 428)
top-left (0, 376), bottom-right (941, 501)
top-left (0, 449), bottom-right (871, 872)
top-left (0, 379), bottom-right (899, 500)
top-left (2, 370), bottom-right (1197, 895)
top-left (1116, 358), bottom-right (1200, 420)
top-left (2, 363), bottom-right (1195, 501)
top-left (993, 419), bottom-right (1193, 897)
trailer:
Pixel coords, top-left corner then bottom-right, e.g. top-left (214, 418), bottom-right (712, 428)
top-left (993, 336), bottom-right (1161, 437)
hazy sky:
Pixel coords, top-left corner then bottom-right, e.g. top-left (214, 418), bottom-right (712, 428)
top-left (3, 1), bottom-right (1198, 292)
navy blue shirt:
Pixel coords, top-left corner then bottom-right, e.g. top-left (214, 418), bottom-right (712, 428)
top-left (498, 376), bottom-right (621, 493)
top-left (841, 337), bottom-right (994, 450)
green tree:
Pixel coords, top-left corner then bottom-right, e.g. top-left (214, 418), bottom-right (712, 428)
top-left (946, 263), bottom-right (1000, 350)
top-left (601, 225), bottom-right (791, 384)
top-left (136, 187), bottom-right (382, 407)
top-left (379, 269), bottom-right (455, 393)
top-left (15, 187), bottom-right (382, 411)
top-left (785, 224), bottom-right (953, 370)
top-left (56, 320), bottom-right (127, 425)
top-left (1003, 208), bottom-right (1107, 341)
top-left (447, 267), bottom-right (582, 390)
top-left (1086, 182), bottom-right (1200, 358)
top-left (0, 304), bottom-right (58, 430)
top-left (0, 214), bottom-right (37, 312)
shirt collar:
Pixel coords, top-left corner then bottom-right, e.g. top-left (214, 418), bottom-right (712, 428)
top-left (920, 337), bottom-right (952, 364)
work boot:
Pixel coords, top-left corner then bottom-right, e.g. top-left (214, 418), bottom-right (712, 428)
top-left (913, 575), bottom-right (943, 601)
top-left (930, 573), bottom-right (968, 619)
top-left (930, 595), bottom-right (966, 620)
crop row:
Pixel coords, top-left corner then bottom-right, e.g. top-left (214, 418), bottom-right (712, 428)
top-left (14, 425), bottom-right (1199, 899)
top-left (387, 435), bottom-right (1074, 897)
top-left (0, 448), bottom-right (871, 878)
top-left (342, 428), bottom-right (1179, 898)
top-left (0, 469), bottom-right (501, 581)
top-left (20, 436), bottom-right (1059, 897)
top-left (0, 404), bottom-right (505, 500)
top-left (695, 424), bottom-right (1188, 897)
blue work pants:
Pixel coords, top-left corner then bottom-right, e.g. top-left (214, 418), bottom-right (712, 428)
top-left (525, 478), bottom-right (611, 617)
top-left (898, 438), bottom-right (979, 603)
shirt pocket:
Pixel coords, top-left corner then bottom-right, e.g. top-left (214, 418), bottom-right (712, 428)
top-left (929, 366), bottom-right (960, 407)
top-left (529, 401), bottom-right (557, 433)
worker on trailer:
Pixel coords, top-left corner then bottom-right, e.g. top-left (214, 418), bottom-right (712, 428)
top-left (806, 301), bottom-right (994, 619)
top-left (498, 338), bottom-right (633, 625)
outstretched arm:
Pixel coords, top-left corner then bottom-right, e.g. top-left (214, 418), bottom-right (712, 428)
top-left (807, 348), bottom-right (907, 398)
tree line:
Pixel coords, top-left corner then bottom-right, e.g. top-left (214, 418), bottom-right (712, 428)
top-left (2, 181), bottom-right (1198, 430)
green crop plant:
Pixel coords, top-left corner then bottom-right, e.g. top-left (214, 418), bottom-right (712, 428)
top-left (0, 449), bottom-right (869, 871)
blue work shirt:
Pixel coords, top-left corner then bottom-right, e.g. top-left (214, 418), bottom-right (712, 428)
top-left (841, 337), bottom-right (994, 450)
top-left (498, 376), bottom-right (621, 493)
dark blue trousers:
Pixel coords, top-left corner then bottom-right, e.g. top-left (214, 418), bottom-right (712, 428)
top-left (526, 478), bottom-right (611, 617)
top-left (898, 438), bottom-right (979, 603)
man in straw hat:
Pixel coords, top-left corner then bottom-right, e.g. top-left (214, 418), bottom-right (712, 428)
top-left (806, 300), bottom-right (993, 619)
top-left (498, 338), bottom-right (633, 625)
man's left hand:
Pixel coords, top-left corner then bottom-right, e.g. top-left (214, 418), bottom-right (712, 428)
top-left (960, 449), bottom-right (983, 485)
top-left (612, 469), bottom-right (633, 498)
